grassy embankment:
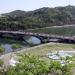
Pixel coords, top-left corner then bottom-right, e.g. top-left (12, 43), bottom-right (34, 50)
top-left (28, 26), bottom-right (75, 36)
top-left (1, 43), bottom-right (75, 75)
top-left (21, 43), bottom-right (75, 56)
top-left (20, 43), bottom-right (75, 75)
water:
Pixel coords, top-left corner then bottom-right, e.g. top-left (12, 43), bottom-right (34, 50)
top-left (1, 44), bottom-right (13, 53)
top-left (47, 51), bottom-right (75, 60)
top-left (0, 36), bottom-right (41, 53)
top-left (23, 36), bottom-right (41, 45)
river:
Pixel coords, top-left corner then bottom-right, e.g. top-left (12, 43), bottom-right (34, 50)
top-left (0, 36), bottom-right (41, 54)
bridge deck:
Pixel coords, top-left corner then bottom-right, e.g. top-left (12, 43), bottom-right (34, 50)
top-left (0, 30), bottom-right (75, 40)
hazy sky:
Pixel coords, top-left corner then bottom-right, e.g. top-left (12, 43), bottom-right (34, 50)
top-left (0, 0), bottom-right (75, 13)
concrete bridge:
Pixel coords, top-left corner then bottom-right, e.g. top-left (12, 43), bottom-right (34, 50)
top-left (0, 30), bottom-right (75, 43)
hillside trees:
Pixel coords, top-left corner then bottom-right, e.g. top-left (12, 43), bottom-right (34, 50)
top-left (0, 6), bottom-right (75, 30)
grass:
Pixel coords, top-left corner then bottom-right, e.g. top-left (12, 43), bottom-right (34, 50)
top-left (0, 46), bottom-right (5, 53)
top-left (0, 38), bottom-right (25, 45)
top-left (22, 43), bottom-right (75, 75)
top-left (28, 26), bottom-right (75, 36)
top-left (20, 43), bottom-right (75, 56)
top-left (17, 43), bottom-right (75, 64)
top-left (1, 42), bottom-right (75, 75)
top-left (16, 42), bottom-right (75, 75)
top-left (12, 43), bottom-right (23, 49)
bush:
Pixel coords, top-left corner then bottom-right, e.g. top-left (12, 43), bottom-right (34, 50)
top-left (7, 54), bottom-right (49, 75)
top-left (61, 65), bottom-right (72, 75)
top-left (0, 60), bottom-right (3, 67)
top-left (6, 54), bottom-right (73, 75)
top-left (49, 61), bottom-right (72, 75)
top-left (0, 60), bottom-right (4, 75)
top-left (12, 44), bottom-right (22, 49)
top-left (0, 47), bottom-right (5, 53)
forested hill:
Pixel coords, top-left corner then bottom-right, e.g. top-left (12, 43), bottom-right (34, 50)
top-left (0, 5), bottom-right (75, 30)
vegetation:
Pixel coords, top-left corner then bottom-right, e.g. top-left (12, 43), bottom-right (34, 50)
top-left (12, 44), bottom-right (23, 49)
top-left (0, 5), bottom-right (75, 75)
top-left (22, 43), bottom-right (75, 56)
top-left (0, 59), bottom-right (5, 75)
top-left (0, 59), bottom-right (3, 67)
top-left (6, 54), bottom-right (73, 75)
top-left (0, 43), bottom-right (75, 75)
top-left (0, 6), bottom-right (75, 31)
top-left (28, 26), bottom-right (75, 36)
top-left (0, 46), bottom-right (5, 53)
top-left (0, 38), bottom-right (26, 45)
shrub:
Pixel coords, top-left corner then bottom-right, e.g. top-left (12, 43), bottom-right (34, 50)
top-left (12, 44), bottom-right (22, 49)
top-left (6, 54), bottom-right (73, 75)
top-left (0, 47), bottom-right (5, 53)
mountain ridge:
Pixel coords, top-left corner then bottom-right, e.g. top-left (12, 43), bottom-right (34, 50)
top-left (0, 5), bottom-right (75, 30)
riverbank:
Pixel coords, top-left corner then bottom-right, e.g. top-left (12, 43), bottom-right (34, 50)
top-left (0, 38), bottom-right (28, 54)
top-left (0, 42), bottom-right (75, 67)
top-left (28, 25), bottom-right (75, 36)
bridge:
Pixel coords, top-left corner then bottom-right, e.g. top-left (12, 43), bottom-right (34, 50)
top-left (0, 30), bottom-right (75, 43)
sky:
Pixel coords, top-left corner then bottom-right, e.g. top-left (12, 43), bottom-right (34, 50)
top-left (0, 0), bottom-right (75, 13)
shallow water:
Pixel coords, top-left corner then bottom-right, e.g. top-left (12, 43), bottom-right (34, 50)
top-left (26, 36), bottom-right (41, 45)
top-left (47, 51), bottom-right (75, 60)
top-left (1, 44), bottom-right (13, 53)
top-left (0, 36), bottom-right (41, 53)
